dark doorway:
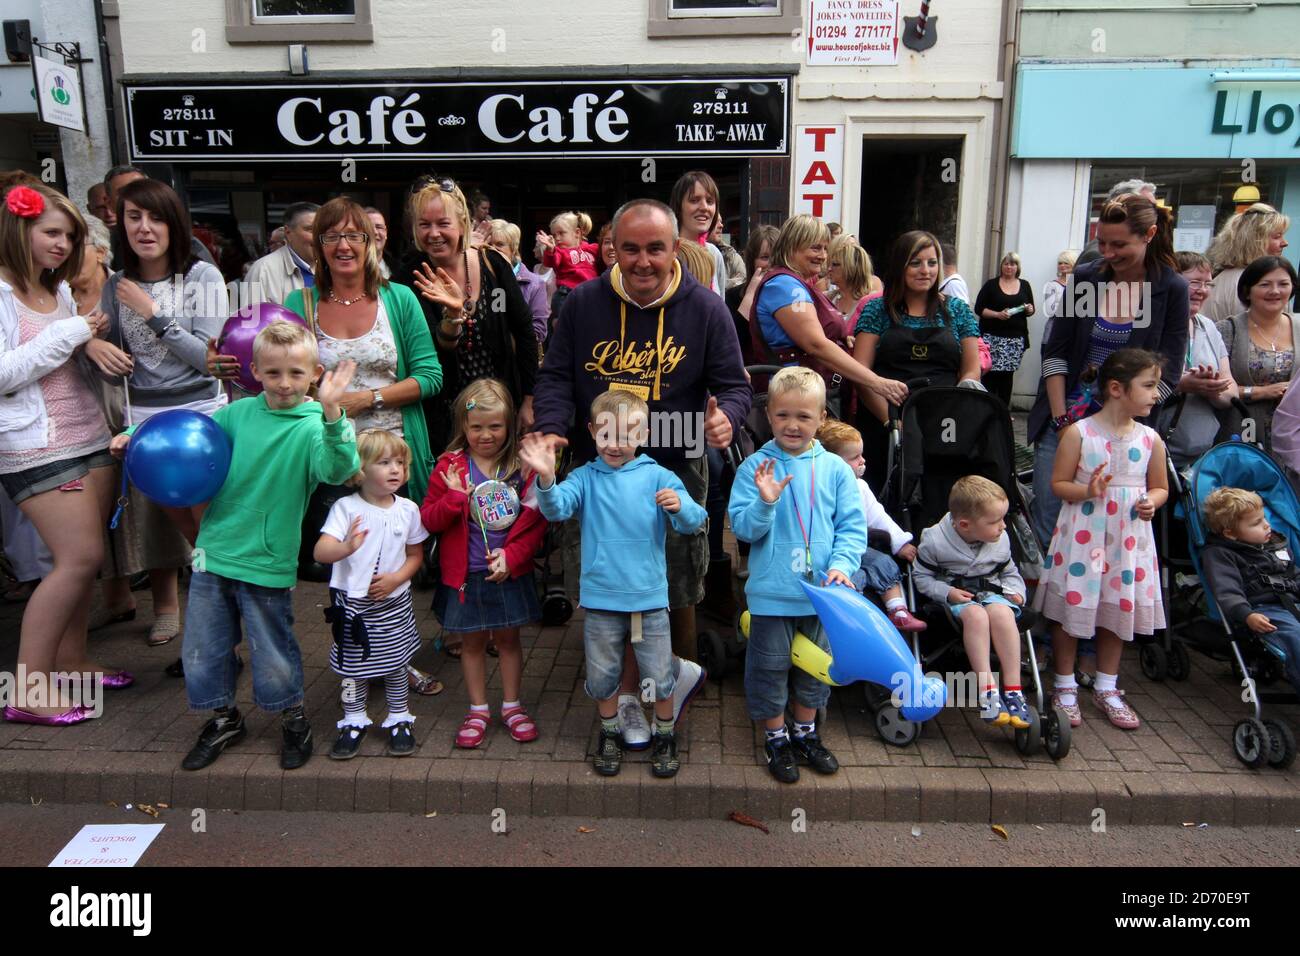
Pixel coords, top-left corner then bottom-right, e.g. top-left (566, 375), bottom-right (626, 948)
top-left (857, 137), bottom-right (963, 274)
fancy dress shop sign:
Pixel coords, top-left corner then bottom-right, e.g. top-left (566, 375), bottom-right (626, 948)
top-left (807, 0), bottom-right (900, 66)
top-left (125, 79), bottom-right (789, 161)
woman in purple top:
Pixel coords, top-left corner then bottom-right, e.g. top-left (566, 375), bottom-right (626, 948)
top-left (486, 219), bottom-right (549, 348)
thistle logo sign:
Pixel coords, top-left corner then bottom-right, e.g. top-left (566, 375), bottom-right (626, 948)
top-left (32, 53), bottom-right (84, 133)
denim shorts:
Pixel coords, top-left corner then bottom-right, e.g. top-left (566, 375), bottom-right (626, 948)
top-left (0, 449), bottom-right (114, 505)
top-left (851, 547), bottom-right (902, 595)
top-left (744, 613), bottom-right (831, 720)
top-left (949, 593), bottom-right (1022, 618)
top-left (583, 607), bottom-right (675, 702)
top-left (433, 571), bottom-right (540, 634)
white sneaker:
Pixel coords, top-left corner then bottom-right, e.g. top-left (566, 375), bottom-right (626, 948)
top-left (617, 695), bottom-right (651, 751)
top-left (672, 658), bottom-right (708, 724)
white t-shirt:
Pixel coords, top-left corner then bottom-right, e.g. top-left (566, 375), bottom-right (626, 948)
top-left (857, 478), bottom-right (912, 555)
top-left (320, 493), bottom-right (429, 599)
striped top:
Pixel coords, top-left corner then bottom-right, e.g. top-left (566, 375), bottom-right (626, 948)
top-left (1063, 317), bottom-right (1132, 418)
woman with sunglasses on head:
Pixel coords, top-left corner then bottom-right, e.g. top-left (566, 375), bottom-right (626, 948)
top-left (1203, 203), bottom-right (1290, 324)
top-left (393, 176), bottom-right (539, 455)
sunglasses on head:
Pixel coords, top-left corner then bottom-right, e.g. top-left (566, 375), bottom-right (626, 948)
top-left (412, 174), bottom-right (457, 195)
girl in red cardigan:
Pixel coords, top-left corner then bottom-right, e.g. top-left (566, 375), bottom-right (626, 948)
top-left (421, 379), bottom-right (547, 748)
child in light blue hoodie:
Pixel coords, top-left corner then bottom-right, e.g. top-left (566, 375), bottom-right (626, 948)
top-left (519, 390), bottom-right (706, 780)
top-left (728, 367), bottom-right (866, 784)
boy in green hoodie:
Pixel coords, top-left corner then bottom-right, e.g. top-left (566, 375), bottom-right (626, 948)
top-left (111, 321), bottom-right (360, 771)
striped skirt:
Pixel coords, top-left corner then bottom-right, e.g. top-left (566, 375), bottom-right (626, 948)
top-left (327, 587), bottom-right (421, 679)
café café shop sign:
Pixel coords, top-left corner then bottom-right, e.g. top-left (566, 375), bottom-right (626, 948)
top-left (125, 78), bottom-right (790, 162)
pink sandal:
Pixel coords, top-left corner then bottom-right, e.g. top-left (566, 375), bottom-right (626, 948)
top-left (501, 705), bottom-right (539, 743)
top-left (455, 710), bottom-right (490, 749)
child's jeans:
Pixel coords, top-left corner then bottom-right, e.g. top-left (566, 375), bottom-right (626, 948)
top-left (851, 548), bottom-right (902, 595)
top-left (1255, 602), bottom-right (1300, 698)
top-left (745, 614), bottom-right (831, 720)
top-left (583, 608), bottom-right (676, 702)
top-left (183, 570), bottom-right (304, 712)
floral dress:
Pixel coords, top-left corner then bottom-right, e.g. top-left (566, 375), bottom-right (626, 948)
top-left (1033, 416), bottom-right (1166, 641)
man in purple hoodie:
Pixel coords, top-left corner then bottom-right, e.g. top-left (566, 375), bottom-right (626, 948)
top-left (529, 198), bottom-right (751, 747)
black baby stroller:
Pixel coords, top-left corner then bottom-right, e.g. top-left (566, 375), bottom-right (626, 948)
top-left (1137, 394), bottom-right (1255, 684)
top-left (875, 383), bottom-right (1070, 758)
top-left (1182, 439), bottom-right (1298, 769)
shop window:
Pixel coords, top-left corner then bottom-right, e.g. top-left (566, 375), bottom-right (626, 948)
top-left (648, 0), bottom-right (799, 37)
top-left (225, 0), bottom-right (373, 42)
top-left (1087, 163), bottom-right (1287, 255)
top-left (254, 0), bottom-right (356, 20)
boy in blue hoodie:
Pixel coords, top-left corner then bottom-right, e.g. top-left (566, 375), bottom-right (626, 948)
top-left (728, 367), bottom-right (866, 783)
top-left (520, 390), bottom-right (707, 778)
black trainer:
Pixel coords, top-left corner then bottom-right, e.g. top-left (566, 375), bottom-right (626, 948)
top-left (791, 729), bottom-right (840, 774)
top-left (181, 710), bottom-right (246, 771)
top-left (329, 725), bottom-right (367, 760)
top-left (386, 721), bottom-right (416, 757)
top-left (281, 715), bottom-right (313, 770)
top-left (593, 727), bottom-right (623, 776)
top-left (765, 734), bottom-right (800, 784)
top-left (650, 730), bottom-right (680, 778)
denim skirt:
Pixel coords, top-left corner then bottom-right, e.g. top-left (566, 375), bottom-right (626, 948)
top-left (433, 570), bottom-right (540, 633)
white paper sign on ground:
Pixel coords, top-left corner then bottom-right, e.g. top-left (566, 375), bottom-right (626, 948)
top-left (807, 0), bottom-right (900, 66)
top-left (49, 824), bottom-right (164, 868)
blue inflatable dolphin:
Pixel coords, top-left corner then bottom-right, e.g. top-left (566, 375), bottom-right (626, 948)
top-left (737, 581), bottom-right (947, 722)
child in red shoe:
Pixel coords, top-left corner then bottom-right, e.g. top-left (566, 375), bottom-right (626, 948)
top-left (816, 421), bottom-right (925, 633)
top-left (913, 476), bottom-right (1029, 727)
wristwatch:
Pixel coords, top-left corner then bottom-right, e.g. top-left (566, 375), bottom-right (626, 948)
top-left (371, 390), bottom-right (385, 411)
top-left (1051, 414), bottom-right (1072, 432)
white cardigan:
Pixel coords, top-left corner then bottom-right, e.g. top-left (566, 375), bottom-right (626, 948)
top-left (0, 278), bottom-right (91, 453)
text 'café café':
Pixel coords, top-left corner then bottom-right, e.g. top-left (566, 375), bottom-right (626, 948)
top-left (122, 76), bottom-right (795, 254)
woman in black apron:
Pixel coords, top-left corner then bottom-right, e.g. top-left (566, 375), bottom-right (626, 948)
top-left (852, 230), bottom-right (985, 491)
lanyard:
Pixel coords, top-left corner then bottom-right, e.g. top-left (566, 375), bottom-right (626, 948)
top-left (788, 452), bottom-right (816, 581)
top-left (469, 456), bottom-right (503, 555)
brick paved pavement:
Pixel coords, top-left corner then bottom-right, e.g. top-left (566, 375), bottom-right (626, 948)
top-left (3, 542), bottom-right (1299, 826)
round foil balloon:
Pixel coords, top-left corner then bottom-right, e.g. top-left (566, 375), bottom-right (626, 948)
top-left (470, 479), bottom-right (521, 532)
top-left (126, 410), bottom-right (232, 507)
top-left (218, 302), bottom-right (310, 394)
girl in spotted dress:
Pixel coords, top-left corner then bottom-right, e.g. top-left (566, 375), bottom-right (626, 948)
top-left (1033, 349), bottom-right (1169, 731)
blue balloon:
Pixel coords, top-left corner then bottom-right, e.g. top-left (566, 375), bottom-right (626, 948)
top-left (798, 581), bottom-right (947, 722)
top-left (126, 410), bottom-right (232, 507)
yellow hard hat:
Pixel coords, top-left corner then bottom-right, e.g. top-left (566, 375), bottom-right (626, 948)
top-left (1233, 184), bottom-right (1262, 204)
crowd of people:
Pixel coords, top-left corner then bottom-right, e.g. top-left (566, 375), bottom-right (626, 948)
top-left (1, 161), bottom-right (1297, 786)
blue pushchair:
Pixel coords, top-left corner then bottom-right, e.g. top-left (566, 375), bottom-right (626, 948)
top-left (1184, 441), bottom-right (1299, 769)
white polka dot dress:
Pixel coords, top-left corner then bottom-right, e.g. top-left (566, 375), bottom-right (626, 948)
top-left (1033, 417), bottom-right (1166, 641)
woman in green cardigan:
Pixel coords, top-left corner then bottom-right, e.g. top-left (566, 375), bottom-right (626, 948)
top-left (282, 198), bottom-right (442, 499)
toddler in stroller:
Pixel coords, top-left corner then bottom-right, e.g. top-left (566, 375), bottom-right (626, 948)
top-left (913, 476), bottom-right (1031, 728)
top-left (1200, 487), bottom-right (1300, 701)
top-left (816, 420), bottom-right (926, 633)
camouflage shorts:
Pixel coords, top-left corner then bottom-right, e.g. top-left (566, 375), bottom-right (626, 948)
top-left (561, 454), bottom-right (709, 611)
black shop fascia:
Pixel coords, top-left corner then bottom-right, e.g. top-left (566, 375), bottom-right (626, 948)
top-left (119, 69), bottom-right (795, 277)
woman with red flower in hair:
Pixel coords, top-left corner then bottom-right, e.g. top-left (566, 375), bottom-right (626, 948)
top-left (0, 183), bottom-right (133, 725)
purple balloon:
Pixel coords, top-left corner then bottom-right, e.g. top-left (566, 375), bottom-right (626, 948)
top-left (218, 302), bottom-right (310, 394)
